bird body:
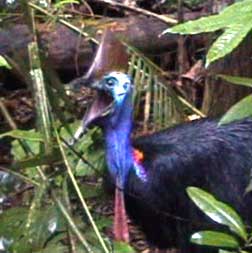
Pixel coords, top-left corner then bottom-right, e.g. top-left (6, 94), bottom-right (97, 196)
top-left (127, 118), bottom-right (252, 249)
top-left (82, 72), bottom-right (252, 251)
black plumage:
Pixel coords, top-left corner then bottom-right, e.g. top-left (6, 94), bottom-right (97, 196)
top-left (81, 72), bottom-right (252, 252)
top-left (126, 118), bottom-right (252, 250)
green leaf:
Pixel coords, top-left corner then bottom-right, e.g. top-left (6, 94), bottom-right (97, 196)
top-left (218, 75), bottom-right (252, 88)
top-left (12, 150), bottom-right (62, 169)
top-left (37, 233), bottom-right (68, 253)
top-left (206, 19), bottom-right (252, 67)
top-left (75, 148), bottom-right (105, 176)
top-left (28, 42), bottom-right (53, 153)
top-left (95, 217), bottom-right (112, 230)
top-left (54, 0), bottom-right (79, 8)
top-left (113, 241), bottom-right (136, 253)
top-left (25, 205), bottom-right (66, 249)
top-left (0, 129), bottom-right (43, 141)
top-left (219, 95), bottom-right (252, 125)
top-left (36, 243), bottom-right (68, 253)
top-left (11, 139), bottom-right (40, 160)
top-left (0, 55), bottom-right (11, 69)
top-left (191, 231), bottom-right (239, 248)
top-left (0, 205), bottom-right (66, 252)
top-left (164, 0), bottom-right (252, 35)
top-left (219, 250), bottom-right (236, 253)
top-left (163, 0), bottom-right (252, 66)
top-left (187, 187), bottom-right (247, 240)
top-left (163, 14), bottom-right (229, 35)
top-left (0, 207), bottom-right (28, 240)
top-left (80, 184), bottom-right (103, 199)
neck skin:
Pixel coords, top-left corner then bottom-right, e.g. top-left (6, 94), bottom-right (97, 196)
top-left (103, 94), bottom-right (134, 188)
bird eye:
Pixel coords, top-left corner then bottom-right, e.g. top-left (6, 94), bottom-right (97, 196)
top-left (106, 78), bottom-right (116, 87)
top-left (123, 82), bottom-right (130, 90)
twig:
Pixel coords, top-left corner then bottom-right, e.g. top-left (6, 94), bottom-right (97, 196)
top-left (95, 0), bottom-right (177, 24)
top-left (0, 98), bottom-right (17, 130)
top-left (60, 137), bottom-right (101, 175)
top-left (28, 2), bottom-right (98, 45)
top-left (63, 179), bottom-right (78, 253)
top-left (52, 192), bottom-right (93, 253)
top-left (178, 95), bottom-right (206, 118)
top-left (81, 0), bottom-right (94, 16)
top-left (55, 129), bottom-right (110, 253)
top-left (0, 166), bottom-right (40, 186)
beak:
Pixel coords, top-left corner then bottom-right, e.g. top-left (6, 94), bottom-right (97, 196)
top-left (75, 78), bottom-right (114, 129)
top-left (69, 73), bottom-right (101, 91)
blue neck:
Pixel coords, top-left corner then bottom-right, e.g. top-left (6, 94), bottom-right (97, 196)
top-left (104, 95), bottom-right (134, 187)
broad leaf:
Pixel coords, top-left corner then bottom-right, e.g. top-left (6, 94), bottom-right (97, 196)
top-left (80, 184), bottom-right (103, 199)
top-left (164, 0), bottom-right (252, 35)
top-left (0, 55), bottom-right (11, 69)
top-left (0, 129), bottom-right (43, 141)
top-left (219, 250), bottom-right (236, 253)
top-left (11, 139), bottom-right (40, 160)
top-left (187, 187), bottom-right (247, 240)
top-left (0, 205), bottom-right (66, 252)
top-left (218, 75), bottom-right (252, 88)
top-left (163, 0), bottom-right (252, 66)
top-left (219, 95), bottom-right (252, 125)
top-left (206, 19), bottom-right (252, 67)
top-left (164, 14), bottom-right (229, 35)
top-left (12, 150), bottom-right (61, 169)
top-left (191, 231), bottom-right (239, 248)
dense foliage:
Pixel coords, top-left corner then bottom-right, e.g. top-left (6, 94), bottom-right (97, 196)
top-left (0, 0), bottom-right (252, 252)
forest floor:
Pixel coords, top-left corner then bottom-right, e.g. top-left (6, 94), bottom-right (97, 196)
top-left (0, 87), bottom-right (173, 253)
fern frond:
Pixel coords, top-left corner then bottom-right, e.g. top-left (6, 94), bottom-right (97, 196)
top-left (127, 45), bottom-right (187, 132)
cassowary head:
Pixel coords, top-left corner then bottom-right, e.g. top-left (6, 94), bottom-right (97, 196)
top-left (83, 72), bottom-right (133, 129)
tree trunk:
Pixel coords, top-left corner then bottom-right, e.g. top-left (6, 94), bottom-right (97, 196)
top-left (201, 34), bottom-right (252, 117)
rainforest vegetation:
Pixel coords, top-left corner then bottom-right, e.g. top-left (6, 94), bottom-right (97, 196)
top-left (0, 0), bottom-right (252, 252)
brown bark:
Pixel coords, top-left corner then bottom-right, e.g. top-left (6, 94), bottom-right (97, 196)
top-left (201, 35), bottom-right (252, 117)
top-left (0, 15), bottom-right (206, 75)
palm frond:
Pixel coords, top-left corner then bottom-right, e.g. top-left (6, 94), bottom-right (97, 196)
top-left (127, 45), bottom-right (185, 133)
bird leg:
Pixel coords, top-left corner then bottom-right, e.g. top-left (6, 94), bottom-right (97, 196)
top-left (114, 180), bottom-right (130, 243)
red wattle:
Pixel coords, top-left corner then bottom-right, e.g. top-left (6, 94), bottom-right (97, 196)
top-left (113, 180), bottom-right (130, 243)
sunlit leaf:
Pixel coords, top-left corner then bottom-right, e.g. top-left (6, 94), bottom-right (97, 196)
top-left (206, 20), bottom-right (252, 67)
top-left (219, 250), bottom-right (236, 253)
top-left (0, 55), bottom-right (11, 69)
top-left (163, 14), bottom-right (229, 35)
top-left (11, 139), bottom-right (40, 160)
top-left (187, 187), bottom-right (247, 240)
top-left (28, 42), bottom-right (53, 153)
top-left (54, 0), bottom-right (79, 8)
top-left (163, 0), bottom-right (252, 66)
top-left (219, 95), bottom-right (252, 125)
top-left (0, 129), bottom-right (43, 141)
top-left (191, 231), bottom-right (239, 248)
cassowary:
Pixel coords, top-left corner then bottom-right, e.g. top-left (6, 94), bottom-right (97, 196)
top-left (81, 71), bottom-right (252, 251)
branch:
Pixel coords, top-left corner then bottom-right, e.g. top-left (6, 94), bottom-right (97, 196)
top-left (94, 0), bottom-right (178, 24)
